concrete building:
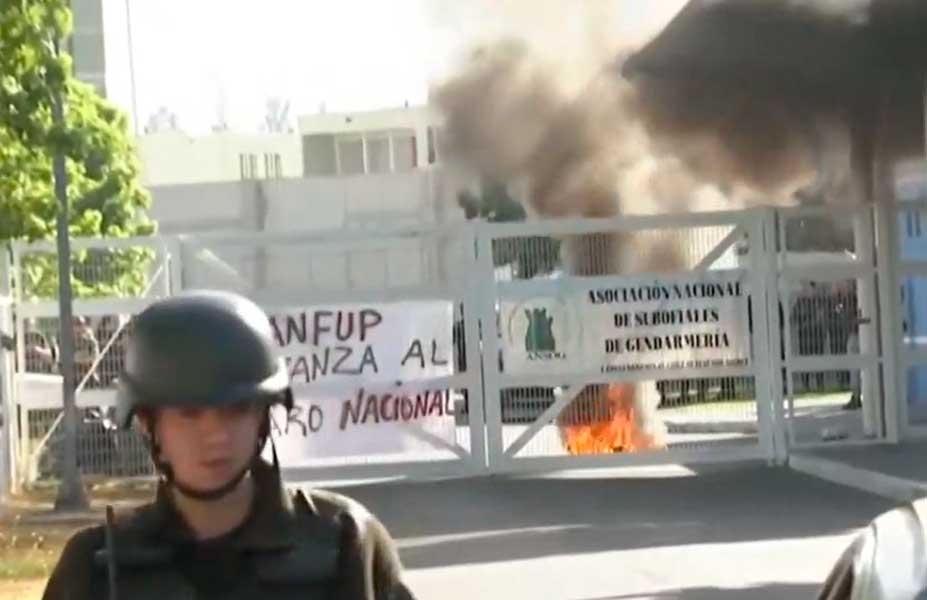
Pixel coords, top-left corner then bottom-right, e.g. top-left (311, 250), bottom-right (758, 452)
top-left (140, 104), bottom-right (457, 232)
top-left (137, 131), bottom-right (303, 187)
top-left (299, 105), bottom-right (443, 176)
top-left (69, 0), bottom-right (107, 95)
top-left (135, 104), bottom-right (465, 295)
top-left (137, 104), bottom-right (445, 186)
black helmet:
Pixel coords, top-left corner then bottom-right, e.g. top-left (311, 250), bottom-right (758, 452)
top-left (116, 290), bottom-right (293, 428)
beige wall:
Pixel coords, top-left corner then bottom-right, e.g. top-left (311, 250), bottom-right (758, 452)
top-left (137, 132), bottom-right (303, 187)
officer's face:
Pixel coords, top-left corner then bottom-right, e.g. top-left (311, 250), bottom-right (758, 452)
top-left (155, 404), bottom-right (264, 490)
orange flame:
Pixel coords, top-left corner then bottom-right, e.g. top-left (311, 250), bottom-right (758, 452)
top-left (563, 383), bottom-right (665, 455)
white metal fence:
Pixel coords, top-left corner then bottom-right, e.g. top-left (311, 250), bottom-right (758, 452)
top-left (775, 205), bottom-right (884, 448)
top-left (477, 211), bottom-right (782, 471)
top-left (0, 205), bottom-right (908, 490)
top-left (175, 225), bottom-right (488, 483)
top-left (6, 236), bottom-right (175, 489)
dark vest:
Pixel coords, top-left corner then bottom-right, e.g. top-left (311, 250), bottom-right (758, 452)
top-left (92, 470), bottom-right (346, 599)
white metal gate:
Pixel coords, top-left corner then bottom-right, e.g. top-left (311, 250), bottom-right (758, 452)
top-left (174, 225), bottom-right (488, 482)
top-left (774, 205), bottom-right (892, 449)
top-left (476, 209), bottom-right (785, 471)
top-left (2, 204), bottom-right (909, 489)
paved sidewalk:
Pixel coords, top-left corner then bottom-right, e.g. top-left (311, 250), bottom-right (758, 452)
top-left (335, 461), bottom-right (892, 599)
top-left (791, 440), bottom-right (927, 501)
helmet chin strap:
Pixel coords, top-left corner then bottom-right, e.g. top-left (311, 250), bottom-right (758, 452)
top-left (169, 461), bottom-right (253, 502)
top-left (146, 410), bottom-right (280, 503)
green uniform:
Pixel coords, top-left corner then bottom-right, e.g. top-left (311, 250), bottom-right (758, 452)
top-left (43, 459), bottom-right (415, 600)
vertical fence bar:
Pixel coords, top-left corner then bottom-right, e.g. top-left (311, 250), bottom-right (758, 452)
top-left (167, 236), bottom-right (185, 295)
top-left (10, 244), bottom-right (26, 493)
top-left (763, 209), bottom-right (789, 461)
top-left (854, 207), bottom-right (882, 439)
top-left (876, 200), bottom-right (903, 443)
top-left (476, 226), bottom-right (505, 469)
top-left (750, 209), bottom-right (780, 463)
top-left (462, 226), bottom-right (488, 472)
top-left (0, 251), bottom-right (14, 496)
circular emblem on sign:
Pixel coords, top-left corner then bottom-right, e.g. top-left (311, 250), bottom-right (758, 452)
top-left (504, 297), bottom-right (581, 359)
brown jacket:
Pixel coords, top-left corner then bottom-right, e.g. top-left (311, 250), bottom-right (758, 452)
top-left (42, 460), bottom-right (415, 600)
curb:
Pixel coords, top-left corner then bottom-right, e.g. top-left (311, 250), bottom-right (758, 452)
top-left (788, 453), bottom-right (927, 502)
top-left (664, 420), bottom-right (758, 435)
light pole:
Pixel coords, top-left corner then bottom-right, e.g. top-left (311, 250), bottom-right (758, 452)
top-left (125, 0), bottom-right (140, 135)
top-left (50, 37), bottom-right (89, 512)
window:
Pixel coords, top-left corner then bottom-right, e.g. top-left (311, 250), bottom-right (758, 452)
top-left (239, 153), bottom-right (259, 179)
top-left (337, 137), bottom-right (364, 175)
top-left (392, 133), bottom-right (416, 171)
top-left (366, 137), bottom-right (390, 174)
top-left (302, 135), bottom-right (336, 176)
top-left (262, 153), bottom-right (282, 178)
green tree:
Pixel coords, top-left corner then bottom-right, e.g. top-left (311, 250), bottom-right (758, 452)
top-left (0, 0), bottom-right (156, 299)
top-left (458, 180), bottom-right (560, 278)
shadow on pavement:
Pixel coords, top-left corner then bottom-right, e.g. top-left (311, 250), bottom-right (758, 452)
top-left (332, 462), bottom-right (892, 569)
top-left (579, 582), bottom-right (820, 599)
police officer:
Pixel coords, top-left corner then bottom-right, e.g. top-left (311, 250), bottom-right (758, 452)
top-left (43, 291), bottom-right (416, 600)
top-left (818, 498), bottom-right (927, 599)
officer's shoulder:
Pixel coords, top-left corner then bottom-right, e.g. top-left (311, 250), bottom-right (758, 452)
top-left (58, 504), bottom-right (158, 557)
top-left (296, 487), bottom-right (373, 522)
top-left (56, 523), bottom-right (107, 567)
top-left (65, 523), bottom-right (107, 549)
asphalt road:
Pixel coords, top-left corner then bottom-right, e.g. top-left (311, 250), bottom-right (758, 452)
top-left (332, 462), bottom-right (894, 599)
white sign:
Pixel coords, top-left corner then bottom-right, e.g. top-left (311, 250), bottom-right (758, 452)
top-left (264, 302), bottom-right (457, 461)
top-left (501, 272), bottom-right (751, 376)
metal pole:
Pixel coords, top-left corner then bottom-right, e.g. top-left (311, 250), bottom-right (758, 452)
top-left (125, 0), bottom-right (140, 136)
top-left (51, 38), bottom-right (89, 511)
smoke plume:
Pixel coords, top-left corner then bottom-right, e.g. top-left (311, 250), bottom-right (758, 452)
top-left (432, 40), bottom-right (738, 224)
top-left (427, 0), bottom-right (904, 276)
top-left (429, 0), bottom-right (923, 444)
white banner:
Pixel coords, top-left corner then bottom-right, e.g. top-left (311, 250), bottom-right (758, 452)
top-left (501, 272), bottom-right (751, 376)
top-left (263, 302), bottom-right (458, 461)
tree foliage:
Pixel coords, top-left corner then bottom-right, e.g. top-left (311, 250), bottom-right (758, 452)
top-left (0, 0), bottom-right (156, 299)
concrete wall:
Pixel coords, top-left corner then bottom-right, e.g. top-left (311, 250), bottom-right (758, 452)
top-left (147, 180), bottom-right (261, 235)
top-left (148, 169), bottom-right (463, 233)
top-left (137, 132), bottom-right (303, 187)
top-left (148, 169), bottom-right (470, 291)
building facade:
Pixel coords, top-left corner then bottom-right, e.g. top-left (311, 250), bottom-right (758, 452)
top-left (299, 105), bottom-right (442, 177)
top-left (69, 0), bottom-right (107, 95)
top-left (136, 131), bottom-right (303, 187)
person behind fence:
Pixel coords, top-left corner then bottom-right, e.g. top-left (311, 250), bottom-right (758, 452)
top-left (42, 290), bottom-right (416, 600)
top-left (72, 316), bottom-right (101, 388)
top-left (817, 497), bottom-right (927, 599)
